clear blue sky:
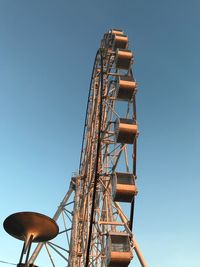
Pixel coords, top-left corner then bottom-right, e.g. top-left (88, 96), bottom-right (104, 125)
top-left (0, 0), bottom-right (200, 266)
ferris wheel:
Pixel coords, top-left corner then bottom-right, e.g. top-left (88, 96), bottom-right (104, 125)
top-left (22, 28), bottom-right (147, 267)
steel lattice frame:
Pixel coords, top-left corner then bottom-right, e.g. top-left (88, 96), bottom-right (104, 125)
top-left (28, 29), bottom-right (147, 267)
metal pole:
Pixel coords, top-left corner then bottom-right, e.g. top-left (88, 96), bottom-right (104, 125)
top-left (133, 237), bottom-right (148, 267)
